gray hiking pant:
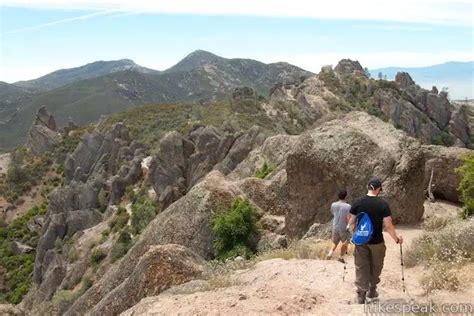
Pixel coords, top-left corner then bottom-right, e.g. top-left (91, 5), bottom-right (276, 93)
top-left (354, 243), bottom-right (386, 293)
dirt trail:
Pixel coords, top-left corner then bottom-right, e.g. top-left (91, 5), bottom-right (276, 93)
top-left (124, 202), bottom-right (473, 315)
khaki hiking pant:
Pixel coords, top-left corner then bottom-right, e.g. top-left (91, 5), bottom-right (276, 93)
top-left (354, 243), bottom-right (386, 293)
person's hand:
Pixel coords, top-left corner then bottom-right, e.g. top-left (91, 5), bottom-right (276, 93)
top-left (397, 235), bottom-right (403, 244)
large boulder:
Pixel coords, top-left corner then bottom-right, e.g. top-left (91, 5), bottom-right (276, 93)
top-left (423, 146), bottom-right (471, 202)
top-left (286, 112), bottom-right (426, 238)
top-left (87, 244), bottom-right (205, 315)
top-left (27, 106), bottom-right (62, 155)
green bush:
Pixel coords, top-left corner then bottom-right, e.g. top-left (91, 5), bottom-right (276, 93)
top-left (211, 199), bottom-right (259, 260)
top-left (90, 247), bottom-right (107, 266)
top-left (433, 130), bottom-right (455, 147)
top-left (254, 162), bottom-right (274, 179)
top-left (0, 147), bottom-right (52, 203)
top-left (0, 203), bottom-right (47, 304)
top-left (131, 196), bottom-right (159, 235)
top-left (109, 230), bottom-right (133, 263)
top-left (109, 208), bottom-right (129, 232)
top-left (456, 153), bottom-right (474, 218)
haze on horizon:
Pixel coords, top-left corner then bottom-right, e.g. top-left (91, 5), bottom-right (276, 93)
top-left (1, 0), bottom-right (473, 92)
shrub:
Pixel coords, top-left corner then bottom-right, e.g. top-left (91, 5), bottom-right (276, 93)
top-left (0, 148), bottom-right (52, 203)
top-left (90, 247), bottom-right (107, 266)
top-left (51, 290), bottom-right (79, 314)
top-left (110, 231), bottom-right (133, 263)
top-left (456, 153), bottom-right (474, 218)
top-left (433, 130), bottom-right (455, 147)
top-left (97, 188), bottom-right (109, 213)
top-left (109, 208), bottom-right (129, 232)
top-left (254, 161), bottom-right (274, 179)
top-left (405, 218), bottom-right (473, 268)
top-left (422, 216), bottom-right (452, 232)
top-left (131, 196), bottom-right (159, 235)
top-left (421, 263), bottom-right (460, 294)
top-left (211, 199), bottom-right (259, 260)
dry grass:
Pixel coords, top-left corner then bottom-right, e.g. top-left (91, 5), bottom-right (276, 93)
top-left (405, 218), bottom-right (473, 268)
top-left (406, 217), bottom-right (473, 294)
top-left (421, 216), bottom-right (452, 232)
top-left (257, 239), bottom-right (354, 262)
top-left (421, 263), bottom-right (460, 294)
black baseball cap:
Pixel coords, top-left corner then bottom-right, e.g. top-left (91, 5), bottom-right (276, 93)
top-left (368, 178), bottom-right (383, 191)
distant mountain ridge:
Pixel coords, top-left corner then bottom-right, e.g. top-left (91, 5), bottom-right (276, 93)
top-left (0, 50), bottom-right (312, 152)
top-left (370, 61), bottom-right (473, 99)
top-left (14, 59), bottom-right (160, 91)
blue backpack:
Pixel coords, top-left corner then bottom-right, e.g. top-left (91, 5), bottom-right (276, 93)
top-left (351, 212), bottom-right (373, 245)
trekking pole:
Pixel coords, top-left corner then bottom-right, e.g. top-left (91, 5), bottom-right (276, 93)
top-left (342, 260), bottom-right (347, 282)
top-left (399, 243), bottom-right (406, 293)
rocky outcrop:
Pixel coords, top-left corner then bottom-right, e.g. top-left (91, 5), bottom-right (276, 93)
top-left (423, 146), bottom-right (471, 202)
top-left (148, 126), bottom-right (266, 209)
top-left (374, 90), bottom-right (443, 143)
top-left (334, 59), bottom-right (364, 76)
top-left (27, 106), bottom-right (62, 155)
top-left (109, 157), bottom-right (143, 204)
top-left (373, 82), bottom-right (467, 145)
top-left (286, 112), bottom-right (426, 238)
top-left (395, 72), bottom-right (415, 89)
top-left (65, 171), bottom-right (244, 315)
top-left (87, 244), bottom-right (205, 316)
top-left (449, 104), bottom-right (471, 145)
top-left (33, 180), bottom-right (103, 285)
top-left (64, 123), bottom-right (146, 184)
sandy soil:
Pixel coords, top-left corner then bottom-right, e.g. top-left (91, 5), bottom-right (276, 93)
top-left (123, 202), bottom-right (473, 315)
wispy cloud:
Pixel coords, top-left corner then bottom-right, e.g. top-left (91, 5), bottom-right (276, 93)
top-left (2, 0), bottom-right (473, 26)
top-left (2, 10), bottom-right (118, 35)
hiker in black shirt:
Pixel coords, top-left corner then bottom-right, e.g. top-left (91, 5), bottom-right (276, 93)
top-left (348, 178), bottom-right (403, 304)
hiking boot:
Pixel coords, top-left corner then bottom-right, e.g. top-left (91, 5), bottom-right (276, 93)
top-left (356, 291), bottom-right (366, 304)
top-left (337, 257), bottom-right (346, 264)
top-left (367, 287), bottom-right (378, 299)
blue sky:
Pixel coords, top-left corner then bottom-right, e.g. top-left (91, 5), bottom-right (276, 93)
top-left (0, 0), bottom-right (473, 83)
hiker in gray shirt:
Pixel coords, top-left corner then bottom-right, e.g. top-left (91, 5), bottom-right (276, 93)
top-left (327, 189), bottom-right (351, 263)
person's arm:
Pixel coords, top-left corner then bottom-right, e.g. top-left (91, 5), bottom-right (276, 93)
top-left (383, 216), bottom-right (403, 244)
top-left (347, 214), bottom-right (356, 233)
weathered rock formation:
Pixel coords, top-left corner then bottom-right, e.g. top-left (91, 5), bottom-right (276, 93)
top-left (86, 244), bottom-right (205, 315)
top-left (334, 59), bottom-right (364, 76)
top-left (65, 171), bottom-right (244, 315)
top-left (31, 180), bottom-right (103, 302)
top-left (286, 112), bottom-right (426, 238)
top-left (27, 106), bottom-right (62, 155)
top-left (422, 145), bottom-right (471, 202)
top-left (148, 125), bottom-right (266, 209)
